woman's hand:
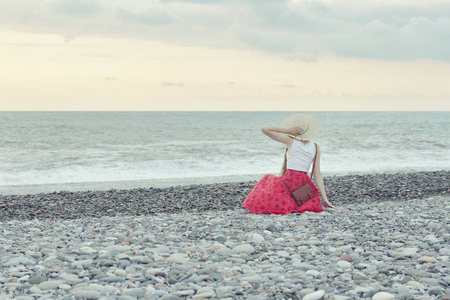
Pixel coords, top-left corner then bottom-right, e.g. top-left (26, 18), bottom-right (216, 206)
top-left (322, 199), bottom-right (335, 209)
top-left (286, 127), bottom-right (303, 136)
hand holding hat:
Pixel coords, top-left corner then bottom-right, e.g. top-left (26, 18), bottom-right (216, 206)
top-left (280, 113), bottom-right (320, 140)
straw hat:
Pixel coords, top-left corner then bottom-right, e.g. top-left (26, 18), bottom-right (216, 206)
top-left (280, 113), bottom-right (320, 140)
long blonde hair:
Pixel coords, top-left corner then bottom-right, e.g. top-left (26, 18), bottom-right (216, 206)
top-left (280, 148), bottom-right (288, 176)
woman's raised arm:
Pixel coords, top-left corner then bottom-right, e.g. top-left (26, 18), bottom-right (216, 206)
top-left (261, 126), bottom-right (301, 147)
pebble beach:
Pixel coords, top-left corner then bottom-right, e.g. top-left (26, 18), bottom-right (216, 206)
top-left (1, 171), bottom-right (449, 299)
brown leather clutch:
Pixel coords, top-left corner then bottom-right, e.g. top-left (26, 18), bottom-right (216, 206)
top-left (282, 180), bottom-right (315, 206)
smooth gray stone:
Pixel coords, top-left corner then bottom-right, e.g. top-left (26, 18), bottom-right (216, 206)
top-left (246, 295), bottom-right (266, 300)
top-left (12, 297), bottom-right (35, 300)
top-left (343, 239), bottom-right (358, 244)
top-left (419, 278), bottom-right (442, 287)
top-left (352, 257), bottom-right (362, 263)
top-left (355, 264), bottom-right (368, 270)
top-left (178, 272), bottom-right (193, 281)
top-left (40, 258), bottom-right (66, 268)
top-left (71, 290), bottom-right (102, 299)
top-left (57, 255), bottom-right (74, 263)
top-left (404, 269), bottom-right (433, 278)
top-left (160, 295), bottom-right (181, 300)
top-left (399, 293), bottom-right (415, 300)
top-left (98, 260), bottom-right (114, 267)
top-left (293, 262), bottom-right (318, 271)
top-left (232, 244), bottom-right (254, 254)
top-left (119, 260), bottom-right (131, 267)
top-left (118, 296), bottom-right (136, 300)
top-left (428, 287), bottom-right (443, 296)
top-left (168, 277), bottom-right (177, 284)
top-left (19, 283), bottom-right (33, 290)
top-left (418, 242), bottom-right (429, 249)
top-left (353, 272), bottom-right (369, 281)
top-left (209, 257), bottom-right (222, 263)
top-left (99, 277), bottom-right (126, 283)
top-left (265, 224), bottom-right (277, 232)
top-left (122, 288), bottom-right (145, 298)
top-left (295, 288), bottom-right (315, 298)
top-left (5, 257), bottom-right (36, 266)
top-left (38, 280), bottom-right (65, 290)
top-left (215, 236), bottom-right (226, 242)
top-left (239, 274), bottom-right (267, 283)
top-left (97, 285), bottom-right (118, 295)
top-left (432, 243), bottom-right (444, 250)
top-left (28, 276), bottom-right (47, 285)
top-left (209, 272), bottom-right (223, 282)
top-left (396, 286), bottom-right (410, 294)
top-left (365, 290), bottom-right (378, 298)
top-left (60, 273), bottom-right (82, 285)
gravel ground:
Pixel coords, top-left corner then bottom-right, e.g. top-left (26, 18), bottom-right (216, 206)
top-left (0, 171), bottom-right (448, 221)
top-left (0, 171), bottom-right (449, 299)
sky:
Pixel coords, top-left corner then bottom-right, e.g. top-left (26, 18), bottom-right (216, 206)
top-left (1, 0), bottom-right (449, 111)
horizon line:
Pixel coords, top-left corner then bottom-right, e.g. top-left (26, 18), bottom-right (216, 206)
top-left (0, 110), bottom-right (448, 113)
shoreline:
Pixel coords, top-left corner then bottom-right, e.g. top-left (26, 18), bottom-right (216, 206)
top-left (0, 170), bottom-right (448, 221)
top-left (2, 168), bottom-right (449, 197)
top-left (0, 174), bottom-right (266, 196)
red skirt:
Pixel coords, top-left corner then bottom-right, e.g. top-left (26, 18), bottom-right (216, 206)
top-left (242, 169), bottom-right (324, 214)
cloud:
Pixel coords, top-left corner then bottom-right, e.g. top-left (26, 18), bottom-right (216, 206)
top-left (283, 53), bottom-right (317, 62)
top-left (161, 81), bottom-right (184, 87)
top-left (0, 0), bottom-right (449, 61)
top-left (118, 7), bottom-right (174, 26)
top-left (276, 84), bottom-right (297, 88)
top-left (52, 0), bottom-right (103, 17)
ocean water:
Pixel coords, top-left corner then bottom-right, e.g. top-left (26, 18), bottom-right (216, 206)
top-left (1, 111), bottom-right (449, 195)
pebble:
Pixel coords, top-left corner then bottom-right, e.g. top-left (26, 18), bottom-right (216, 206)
top-left (193, 292), bottom-right (215, 299)
top-left (232, 244), bottom-right (254, 254)
top-left (29, 286), bottom-right (41, 294)
top-left (0, 180), bottom-right (448, 300)
top-left (302, 290), bottom-right (325, 300)
top-left (306, 270), bottom-right (321, 278)
top-left (70, 289), bottom-right (102, 299)
top-left (38, 280), bottom-right (65, 290)
top-left (166, 253), bottom-right (189, 263)
top-left (59, 273), bottom-right (82, 284)
top-left (407, 281), bottom-right (425, 288)
top-left (372, 292), bottom-right (395, 300)
top-left (337, 261), bottom-right (352, 268)
top-left (27, 276), bottom-right (47, 285)
top-left (417, 256), bottom-right (437, 263)
top-left (339, 254), bottom-right (353, 262)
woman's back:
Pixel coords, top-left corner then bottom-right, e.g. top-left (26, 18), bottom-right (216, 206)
top-left (286, 139), bottom-right (316, 172)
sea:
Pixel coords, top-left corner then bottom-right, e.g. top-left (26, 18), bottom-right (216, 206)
top-left (1, 111), bottom-right (449, 195)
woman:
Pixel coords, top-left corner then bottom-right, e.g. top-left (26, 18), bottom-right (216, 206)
top-left (242, 113), bottom-right (334, 214)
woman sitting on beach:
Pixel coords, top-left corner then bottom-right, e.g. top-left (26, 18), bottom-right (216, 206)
top-left (242, 113), bottom-right (334, 214)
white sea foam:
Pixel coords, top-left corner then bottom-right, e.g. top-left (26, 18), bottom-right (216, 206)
top-left (1, 151), bottom-right (448, 188)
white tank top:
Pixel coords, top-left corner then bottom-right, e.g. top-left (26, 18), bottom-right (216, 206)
top-left (286, 139), bottom-right (316, 172)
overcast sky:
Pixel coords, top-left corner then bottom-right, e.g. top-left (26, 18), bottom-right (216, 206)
top-left (1, 0), bottom-right (449, 110)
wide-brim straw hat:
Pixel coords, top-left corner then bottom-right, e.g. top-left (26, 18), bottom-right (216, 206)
top-left (280, 113), bottom-right (320, 140)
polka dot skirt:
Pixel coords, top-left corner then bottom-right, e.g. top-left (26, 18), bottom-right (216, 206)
top-left (242, 169), bottom-right (323, 215)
